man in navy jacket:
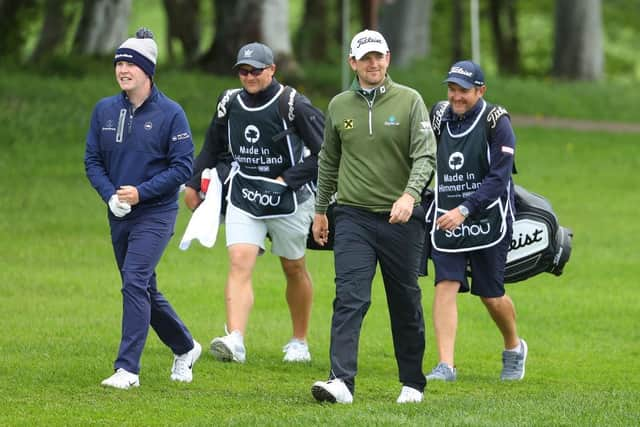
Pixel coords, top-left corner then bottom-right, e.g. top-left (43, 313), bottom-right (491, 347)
top-left (85, 28), bottom-right (201, 389)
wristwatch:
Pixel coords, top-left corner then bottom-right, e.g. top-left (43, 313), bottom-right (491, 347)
top-left (458, 205), bottom-right (469, 218)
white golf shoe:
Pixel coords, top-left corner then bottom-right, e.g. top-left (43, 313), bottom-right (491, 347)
top-left (311, 379), bottom-right (353, 404)
top-left (101, 368), bottom-right (140, 390)
top-left (171, 340), bottom-right (202, 382)
top-left (210, 330), bottom-right (246, 363)
top-left (282, 338), bottom-right (311, 362)
top-left (396, 386), bottom-right (423, 403)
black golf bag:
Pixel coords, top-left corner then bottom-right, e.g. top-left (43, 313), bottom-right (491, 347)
top-left (504, 185), bottom-right (572, 283)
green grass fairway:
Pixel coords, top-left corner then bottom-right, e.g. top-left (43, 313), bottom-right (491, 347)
top-left (1, 70), bottom-right (639, 426)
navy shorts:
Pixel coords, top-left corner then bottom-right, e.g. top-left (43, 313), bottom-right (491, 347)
top-left (431, 230), bottom-right (511, 298)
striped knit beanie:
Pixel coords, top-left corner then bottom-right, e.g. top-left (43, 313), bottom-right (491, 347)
top-left (114, 28), bottom-right (158, 77)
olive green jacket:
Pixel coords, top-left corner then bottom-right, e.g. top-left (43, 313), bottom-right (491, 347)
top-left (316, 75), bottom-right (437, 213)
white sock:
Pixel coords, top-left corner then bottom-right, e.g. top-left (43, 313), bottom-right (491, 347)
top-left (440, 362), bottom-right (454, 371)
top-left (230, 330), bottom-right (244, 343)
top-left (506, 341), bottom-right (522, 353)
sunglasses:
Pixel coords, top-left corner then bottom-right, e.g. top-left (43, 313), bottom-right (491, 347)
top-left (238, 67), bottom-right (266, 77)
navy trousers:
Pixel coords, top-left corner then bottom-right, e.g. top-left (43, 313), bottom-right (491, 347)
top-left (109, 208), bottom-right (193, 374)
top-left (328, 205), bottom-right (427, 394)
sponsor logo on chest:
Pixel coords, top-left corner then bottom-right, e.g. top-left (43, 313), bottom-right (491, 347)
top-left (102, 119), bottom-right (116, 131)
top-left (384, 115), bottom-right (400, 126)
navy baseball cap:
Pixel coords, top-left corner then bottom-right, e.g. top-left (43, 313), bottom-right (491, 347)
top-left (443, 60), bottom-right (485, 89)
top-left (233, 42), bottom-right (274, 69)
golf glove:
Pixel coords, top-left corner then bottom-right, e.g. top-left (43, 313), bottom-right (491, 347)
top-left (108, 194), bottom-right (131, 217)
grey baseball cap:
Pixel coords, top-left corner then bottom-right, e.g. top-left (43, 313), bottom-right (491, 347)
top-left (233, 42), bottom-right (274, 69)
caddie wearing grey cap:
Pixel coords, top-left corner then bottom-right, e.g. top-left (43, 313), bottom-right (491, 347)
top-left (233, 42), bottom-right (275, 69)
top-left (86, 27), bottom-right (201, 390)
top-left (183, 42), bottom-right (325, 366)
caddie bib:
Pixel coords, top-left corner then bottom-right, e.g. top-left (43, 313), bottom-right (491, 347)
top-left (227, 85), bottom-right (304, 218)
top-left (228, 170), bottom-right (297, 218)
top-left (431, 100), bottom-right (508, 252)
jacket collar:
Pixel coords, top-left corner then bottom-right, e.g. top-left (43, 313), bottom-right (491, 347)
top-left (351, 75), bottom-right (393, 99)
top-left (121, 84), bottom-right (158, 110)
top-left (239, 78), bottom-right (281, 108)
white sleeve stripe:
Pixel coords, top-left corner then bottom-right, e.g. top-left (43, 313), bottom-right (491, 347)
top-left (501, 146), bottom-right (514, 155)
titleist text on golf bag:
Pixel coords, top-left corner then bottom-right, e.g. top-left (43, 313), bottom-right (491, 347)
top-left (505, 185), bottom-right (572, 283)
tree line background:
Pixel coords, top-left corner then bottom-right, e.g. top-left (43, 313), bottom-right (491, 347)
top-left (1, 0), bottom-right (638, 85)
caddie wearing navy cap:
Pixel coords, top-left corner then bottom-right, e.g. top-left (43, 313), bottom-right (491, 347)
top-left (85, 28), bottom-right (201, 389)
top-left (443, 60), bottom-right (485, 88)
top-left (425, 59), bottom-right (528, 383)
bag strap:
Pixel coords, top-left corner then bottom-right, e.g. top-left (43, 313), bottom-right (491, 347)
top-left (429, 101), bottom-right (447, 140)
top-left (216, 88), bottom-right (241, 119)
top-left (279, 85), bottom-right (296, 126)
top-left (271, 85), bottom-right (298, 141)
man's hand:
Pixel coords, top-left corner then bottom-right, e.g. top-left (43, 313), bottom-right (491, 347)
top-left (436, 207), bottom-right (467, 231)
top-left (108, 194), bottom-right (131, 217)
top-left (183, 186), bottom-right (202, 211)
top-left (116, 185), bottom-right (139, 206)
top-left (312, 213), bottom-right (329, 246)
top-left (389, 193), bottom-right (415, 224)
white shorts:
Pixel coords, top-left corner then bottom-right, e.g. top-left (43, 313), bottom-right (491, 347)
top-left (225, 194), bottom-right (315, 260)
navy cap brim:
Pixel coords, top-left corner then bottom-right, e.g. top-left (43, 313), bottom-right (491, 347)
top-left (443, 76), bottom-right (474, 89)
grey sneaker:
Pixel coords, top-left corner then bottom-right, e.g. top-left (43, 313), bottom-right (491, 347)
top-left (426, 362), bottom-right (457, 382)
top-left (501, 339), bottom-right (528, 380)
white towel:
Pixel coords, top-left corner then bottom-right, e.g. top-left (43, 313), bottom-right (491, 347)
top-left (179, 169), bottom-right (223, 250)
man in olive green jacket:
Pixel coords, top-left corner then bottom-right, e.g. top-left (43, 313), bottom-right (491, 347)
top-left (311, 29), bottom-right (437, 405)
